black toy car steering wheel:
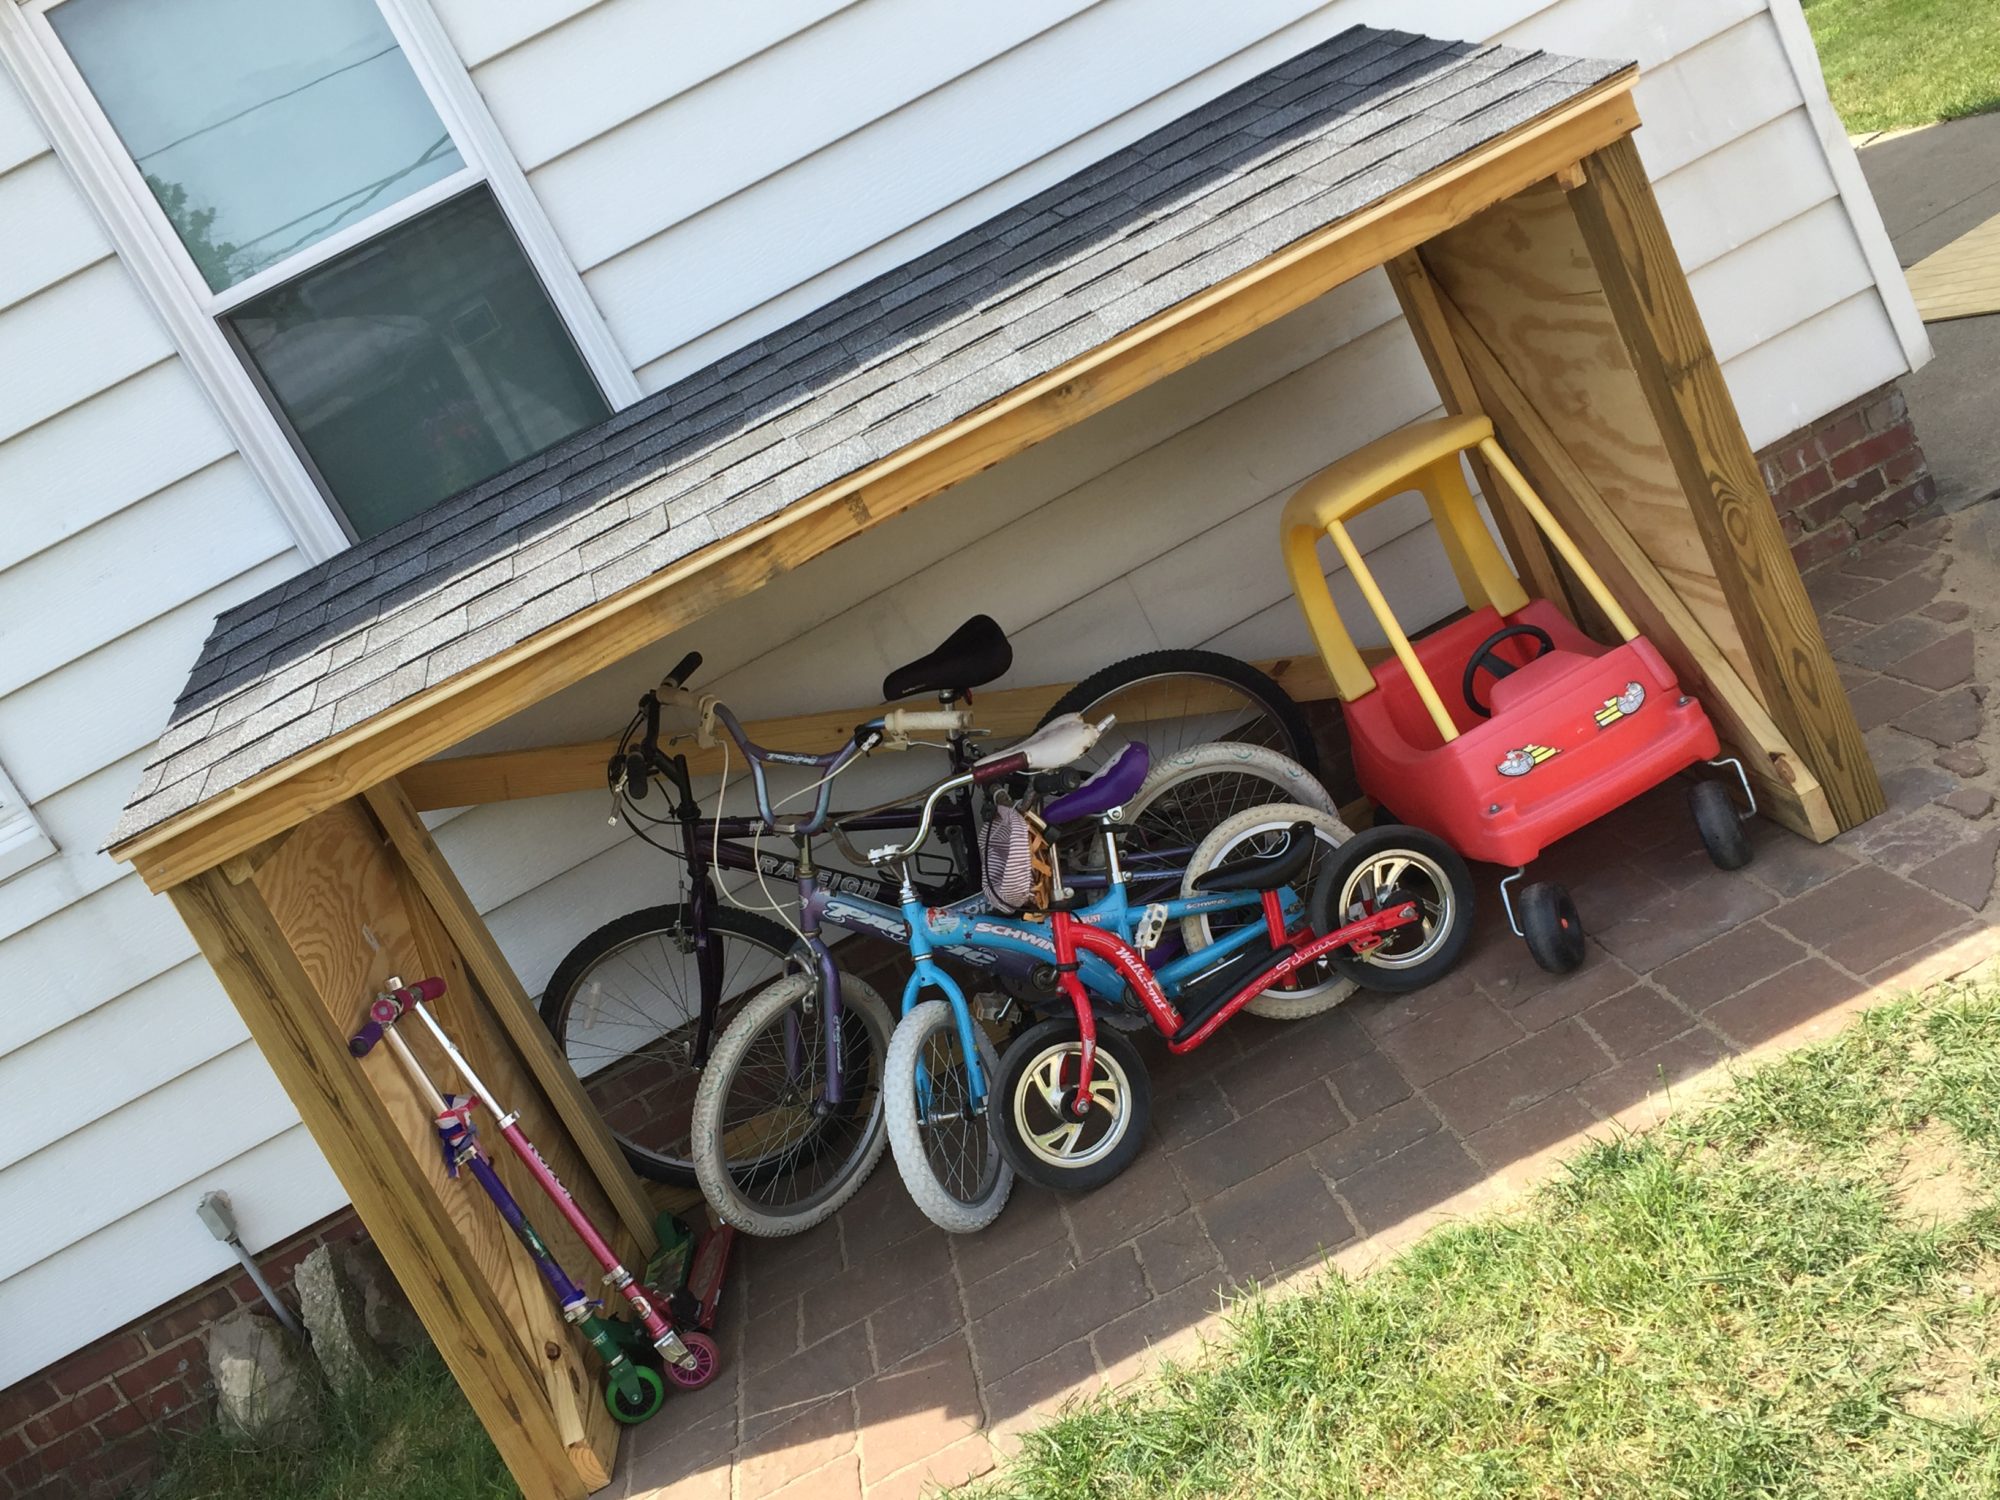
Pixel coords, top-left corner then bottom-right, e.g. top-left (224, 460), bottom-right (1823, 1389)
top-left (1461, 624), bottom-right (1556, 717)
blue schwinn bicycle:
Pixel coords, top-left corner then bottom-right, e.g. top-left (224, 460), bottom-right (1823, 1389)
top-left (846, 724), bottom-right (1472, 1232)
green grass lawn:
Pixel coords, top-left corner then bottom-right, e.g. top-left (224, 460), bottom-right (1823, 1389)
top-left (141, 1350), bottom-right (513, 1500)
top-left (1805, 0), bottom-right (2000, 134)
top-left (970, 982), bottom-right (2000, 1499)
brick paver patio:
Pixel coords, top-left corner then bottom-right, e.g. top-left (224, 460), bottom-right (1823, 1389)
top-left (619, 509), bottom-right (2000, 1499)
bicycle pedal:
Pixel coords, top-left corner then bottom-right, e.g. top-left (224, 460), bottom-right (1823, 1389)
top-left (1133, 903), bottom-right (1170, 952)
top-left (972, 991), bottom-right (1014, 1024)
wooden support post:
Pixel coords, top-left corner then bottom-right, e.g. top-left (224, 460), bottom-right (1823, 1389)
top-left (1385, 251), bottom-right (1578, 626)
top-left (169, 867), bottom-right (591, 1500)
top-left (1565, 137), bottom-right (1883, 829)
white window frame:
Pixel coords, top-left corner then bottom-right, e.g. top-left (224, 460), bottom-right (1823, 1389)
top-left (0, 758), bottom-right (56, 883)
top-left (0, 0), bottom-right (640, 560)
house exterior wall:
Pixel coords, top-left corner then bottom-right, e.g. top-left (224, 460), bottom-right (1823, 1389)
top-left (0, 0), bottom-right (1928, 1443)
top-left (0, 62), bottom-right (349, 1403)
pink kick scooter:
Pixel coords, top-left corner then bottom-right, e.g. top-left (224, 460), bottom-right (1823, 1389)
top-left (351, 978), bottom-right (728, 1397)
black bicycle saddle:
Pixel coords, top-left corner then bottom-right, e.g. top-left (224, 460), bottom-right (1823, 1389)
top-left (882, 615), bottom-right (1013, 700)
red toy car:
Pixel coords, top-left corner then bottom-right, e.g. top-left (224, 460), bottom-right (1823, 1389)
top-left (1283, 414), bottom-right (1754, 971)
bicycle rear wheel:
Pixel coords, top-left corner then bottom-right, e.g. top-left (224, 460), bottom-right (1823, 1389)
top-left (541, 904), bottom-right (798, 1185)
top-left (884, 1001), bottom-right (1013, 1234)
top-left (690, 972), bottom-right (893, 1237)
top-left (1037, 649), bottom-right (1319, 780)
top-left (1180, 802), bottom-right (1356, 1018)
top-left (1113, 742), bottom-right (1335, 905)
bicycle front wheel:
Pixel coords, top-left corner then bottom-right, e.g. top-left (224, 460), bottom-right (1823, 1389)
top-left (885, 1001), bottom-right (1013, 1235)
top-left (541, 904), bottom-right (799, 1185)
top-left (690, 971), bottom-right (892, 1237)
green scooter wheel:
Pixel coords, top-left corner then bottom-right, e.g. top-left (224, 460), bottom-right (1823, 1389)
top-left (606, 1363), bottom-right (667, 1424)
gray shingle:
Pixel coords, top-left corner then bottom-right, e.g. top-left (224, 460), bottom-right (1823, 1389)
top-left (113, 25), bottom-right (1629, 848)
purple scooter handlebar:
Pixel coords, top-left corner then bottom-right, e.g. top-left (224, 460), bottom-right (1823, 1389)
top-left (348, 976), bottom-right (449, 1056)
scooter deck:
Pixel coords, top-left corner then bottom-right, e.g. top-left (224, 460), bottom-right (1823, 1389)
top-left (686, 1225), bottom-right (736, 1331)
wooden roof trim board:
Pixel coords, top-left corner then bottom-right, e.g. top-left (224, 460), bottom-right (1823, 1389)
top-left (113, 67), bottom-right (1639, 893)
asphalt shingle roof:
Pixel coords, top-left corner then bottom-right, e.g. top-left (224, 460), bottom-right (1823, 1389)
top-left (114, 25), bottom-right (1626, 845)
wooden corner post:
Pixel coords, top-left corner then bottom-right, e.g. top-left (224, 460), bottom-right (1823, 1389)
top-left (1564, 137), bottom-right (1883, 829)
top-left (168, 795), bottom-right (660, 1499)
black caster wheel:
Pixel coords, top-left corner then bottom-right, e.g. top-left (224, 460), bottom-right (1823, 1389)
top-left (1689, 779), bottom-right (1752, 870)
top-left (1519, 881), bottom-right (1585, 973)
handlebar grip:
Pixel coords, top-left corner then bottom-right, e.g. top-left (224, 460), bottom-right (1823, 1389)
top-left (971, 752), bottom-right (1029, 784)
top-left (352, 977), bottom-right (446, 1056)
top-left (661, 651), bottom-right (703, 690)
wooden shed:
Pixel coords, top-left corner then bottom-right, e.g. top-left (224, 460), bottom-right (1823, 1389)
top-left (110, 27), bottom-right (1880, 1498)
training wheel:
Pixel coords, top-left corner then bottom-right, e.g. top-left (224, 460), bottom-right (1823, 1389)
top-left (606, 1364), bottom-right (667, 1425)
top-left (666, 1329), bottom-right (721, 1391)
top-left (1519, 881), bottom-right (1585, 974)
top-left (1688, 779), bottom-right (1752, 871)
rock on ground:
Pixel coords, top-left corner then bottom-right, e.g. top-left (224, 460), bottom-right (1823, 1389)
top-left (336, 1237), bottom-right (430, 1358)
top-left (207, 1307), bottom-right (318, 1438)
top-left (298, 1244), bottom-right (390, 1392)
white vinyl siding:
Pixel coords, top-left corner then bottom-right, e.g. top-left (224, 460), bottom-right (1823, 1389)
top-left (0, 64), bottom-right (339, 1387)
top-left (0, 0), bottom-right (1922, 1391)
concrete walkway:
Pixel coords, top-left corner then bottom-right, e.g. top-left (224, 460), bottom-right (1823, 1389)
top-left (1860, 116), bottom-right (2000, 511)
top-left (617, 508), bottom-right (2000, 1499)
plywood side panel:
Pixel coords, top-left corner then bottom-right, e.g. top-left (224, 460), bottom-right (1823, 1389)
top-left (1426, 272), bottom-right (1835, 840)
top-left (1567, 135), bottom-right (1881, 829)
top-left (168, 867), bottom-right (586, 1500)
top-left (1423, 179), bottom-right (1757, 689)
top-left (1382, 250), bottom-right (1572, 616)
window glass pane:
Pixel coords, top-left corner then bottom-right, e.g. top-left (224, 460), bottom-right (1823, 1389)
top-left (226, 188), bottom-right (610, 540)
top-left (52, 0), bottom-right (465, 291)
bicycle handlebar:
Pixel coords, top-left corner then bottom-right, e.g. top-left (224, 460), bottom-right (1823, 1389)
top-left (660, 651), bottom-right (702, 691)
top-left (865, 714), bottom-right (1110, 863)
top-left (348, 976), bottom-right (448, 1057)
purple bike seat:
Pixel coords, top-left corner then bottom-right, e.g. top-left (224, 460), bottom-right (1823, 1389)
top-left (1042, 742), bottom-right (1150, 825)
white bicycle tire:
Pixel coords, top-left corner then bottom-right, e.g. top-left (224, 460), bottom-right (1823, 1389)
top-left (690, 971), bottom-right (892, 1238)
top-left (1181, 801), bottom-right (1357, 1019)
top-left (885, 1000), bottom-right (1014, 1235)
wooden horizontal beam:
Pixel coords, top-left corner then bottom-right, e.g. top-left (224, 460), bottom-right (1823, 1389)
top-left (400, 654), bottom-right (1346, 812)
top-left (111, 73), bottom-right (1639, 893)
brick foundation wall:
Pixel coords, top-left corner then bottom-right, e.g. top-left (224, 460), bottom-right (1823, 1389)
top-left (1758, 379), bottom-right (1938, 569)
top-left (0, 1206), bottom-right (363, 1500)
